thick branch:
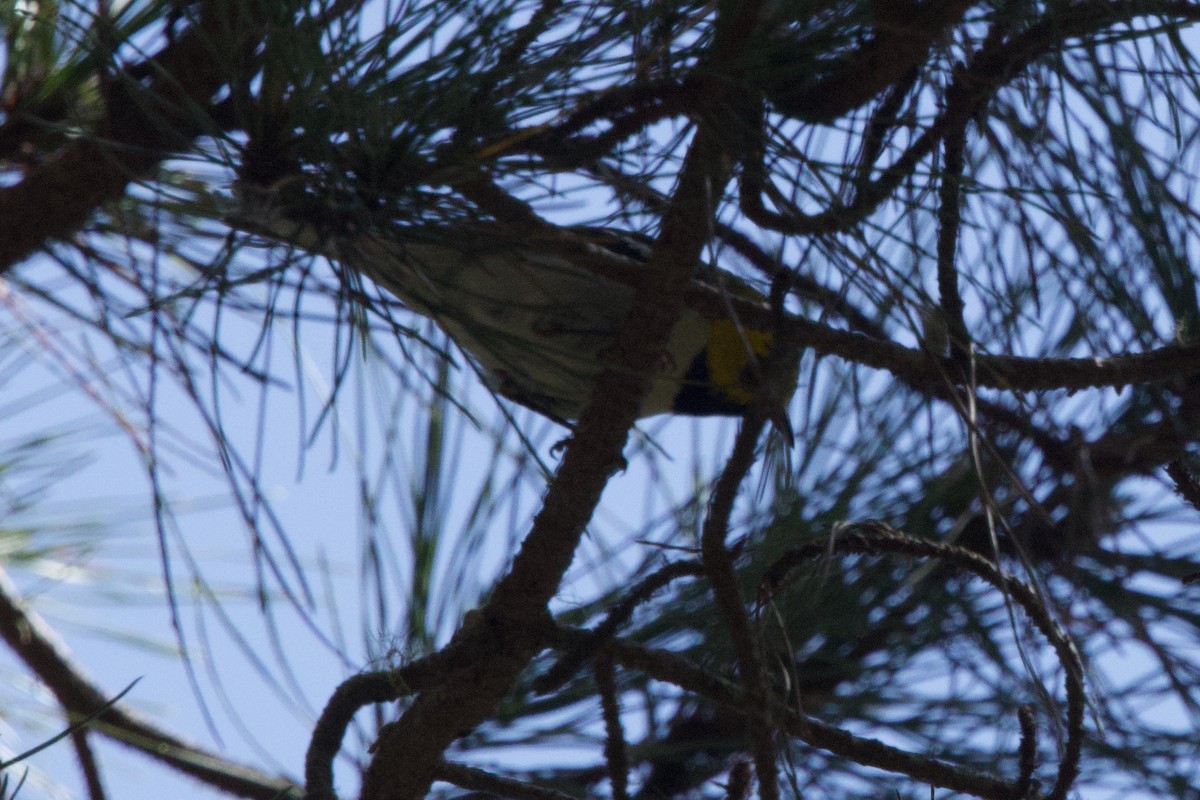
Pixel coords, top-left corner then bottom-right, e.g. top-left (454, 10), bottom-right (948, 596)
top-left (0, 0), bottom-right (264, 271)
top-left (358, 110), bottom-right (734, 800)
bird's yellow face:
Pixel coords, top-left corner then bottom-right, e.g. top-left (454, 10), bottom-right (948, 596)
top-left (705, 319), bottom-right (775, 407)
top-left (670, 316), bottom-right (786, 417)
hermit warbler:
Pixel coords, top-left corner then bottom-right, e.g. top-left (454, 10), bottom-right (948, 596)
top-left (248, 210), bottom-right (785, 424)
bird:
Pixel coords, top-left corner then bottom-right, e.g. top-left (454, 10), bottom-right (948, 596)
top-left (240, 199), bottom-right (789, 425)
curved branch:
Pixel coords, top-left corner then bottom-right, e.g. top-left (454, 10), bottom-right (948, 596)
top-left (606, 636), bottom-right (1021, 800)
top-left (535, 560), bottom-right (704, 695)
top-left (739, 0), bottom-right (1200, 237)
top-left (762, 0), bottom-right (973, 123)
top-left (700, 415), bottom-right (777, 800)
top-left (305, 613), bottom-right (527, 797)
top-left (761, 521), bottom-right (1085, 800)
top-left (589, 521), bottom-right (1085, 800)
top-left (305, 672), bottom-right (408, 800)
top-left (0, 565), bottom-right (299, 799)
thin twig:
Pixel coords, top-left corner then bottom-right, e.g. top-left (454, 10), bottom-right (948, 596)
top-left (1016, 705), bottom-right (1039, 799)
top-left (436, 760), bottom-right (583, 800)
top-left (70, 727), bottom-right (107, 800)
top-left (1166, 460), bottom-right (1200, 513)
top-left (595, 651), bottom-right (630, 800)
top-left (761, 521), bottom-right (1084, 800)
top-left (535, 560), bottom-right (703, 694)
top-left (725, 757), bottom-right (754, 800)
top-left (700, 412), bottom-right (777, 800)
top-left (0, 565), bottom-right (299, 799)
top-left (851, 66), bottom-right (921, 191)
top-left (604, 636), bottom-right (1022, 799)
top-left (936, 120), bottom-right (970, 364)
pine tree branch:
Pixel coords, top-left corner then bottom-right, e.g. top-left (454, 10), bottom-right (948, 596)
top-left (739, 0), bottom-right (1200, 237)
top-left (763, 0), bottom-right (974, 123)
top-left (435, 761), bottom-right (583, 800)
top-left (0, 0), bottom-right (271, 272)
top-left (0, 565), bottom-right (300, 799)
